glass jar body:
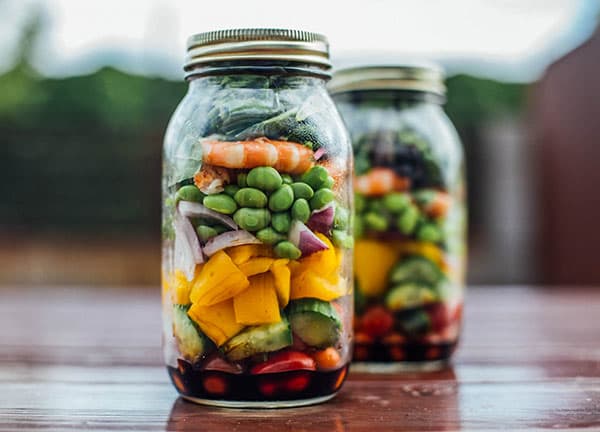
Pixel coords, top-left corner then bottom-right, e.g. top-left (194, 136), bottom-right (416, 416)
top-left (333, 90), bottom-right (466, 369)
top-left (162, 70), bottom-right (353, 406)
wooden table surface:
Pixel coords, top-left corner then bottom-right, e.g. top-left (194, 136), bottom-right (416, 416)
top-left (1, 286), bottom-right (599, 431)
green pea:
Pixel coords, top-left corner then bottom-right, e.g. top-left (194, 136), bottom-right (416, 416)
top-left (354, 215), bottom-right (364, 238)
top-left (233, 208), bottom-right (271, 232)
top-left (291, 182), bottom-right (314, 200)
top-left (281, 174), bottom-right (293, 185)
top-left (300, 165), bottom-right (329, 190)
top-left (332, 229), bottom-right (354, 249)
top-left (310, 188), bottom-right (335, 210)
top-left (269, 184), bottom-right (294, 212)
top-left (256, 227), bottom-right (286, 245)
top-left (355, 193), bottom-right (367, 213)
top-left (213, 224), bottom-right (229, 234)
top-left (291, 199), bottom-right (310, 223)
top-left (176, 185), bottom-right (204, 203)
top-left (234, 187), bottom-right (268, 208)
top-left (333, 206), bottom-right (349, 230)
top-left (203, 193), bottom-right (237, 215)
top-left (247, 167), bottom-right (282, 192)
top-left (224, 184), bottom-right (240, 197)
top-left (196, 225), bottom-right (218, 242)
top-left (271, 212), bottom-right (292, 233)
top-left (322, 176), bottom-right (335, 189)
top-left (237, 173), bottom-right (248, 187)
top-left (364, 212), bottom-right (389, 232)
top-left (397, 205), bottom-right (419, 235)
top-left (274, 241), bottom-right (302, 260)
top-left (416, 223), bottom-right (443, 243)
top-left (383, 192), bottom-right (411, 214)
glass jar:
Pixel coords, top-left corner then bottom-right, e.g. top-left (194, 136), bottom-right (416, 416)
top-left (329, 66), bottom-right (466, 370)
top-left (161, 29), bottom-right (353, 407)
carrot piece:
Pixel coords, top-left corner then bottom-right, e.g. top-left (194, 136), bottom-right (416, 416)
top-left (313, 347), bottom-right (342, 370)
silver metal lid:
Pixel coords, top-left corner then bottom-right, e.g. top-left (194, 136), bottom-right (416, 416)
top-left (328, 65), bottom-right (446, 96)
top-left (184, 28), bottom-right (331, 72)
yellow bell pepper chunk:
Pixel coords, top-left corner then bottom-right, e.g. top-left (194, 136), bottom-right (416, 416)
top-left (233, 273), bottom-right (281, 325)
top-left (226, 244), bottom-right (273, 265)
top-left (190, 250), bottom-right (249, 306)
top-left (396, 241), bottom-right (451, 275)
top-left (270, 259), bottom-right (291, 307)
top-left (171, 270), bottom-right (192, 305)
top-left (354, 240), bottom-right (399, 297)
top-left (188, 299), bottom-right (244, 346)
top-left (290, 233), bottom-right (338, 277)
top-left (238, 257), bottom-right (274, 277)
top-left (290, 270), bottom-right (346, 302)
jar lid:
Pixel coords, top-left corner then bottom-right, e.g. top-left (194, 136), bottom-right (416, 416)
top-left (185, 28), bottom-right (331, 73)
top-left (328, 65), bottom-right (446, 96)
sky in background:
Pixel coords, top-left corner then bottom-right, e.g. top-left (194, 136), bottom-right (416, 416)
top-left (0, 0), bottom-right (599, 82)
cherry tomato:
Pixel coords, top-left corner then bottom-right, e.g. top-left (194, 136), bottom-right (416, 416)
top-left (250, 351), bottom-right (316, 375)
top-left (203, 375), bottom-right (228, 395)
top-left (428, 303), bottom-right (451, 332)
top-left (258, 379), bottom-right (278, 397)
top-left (361, 306), bottom-right (394, 338)
top-left (285, 373), bottom-right (310, 392)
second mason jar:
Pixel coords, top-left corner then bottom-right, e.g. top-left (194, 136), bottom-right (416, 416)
top-left (329, 66), bottom-right (466, 369)
top-left (162, 29), bottom-right (353, 407)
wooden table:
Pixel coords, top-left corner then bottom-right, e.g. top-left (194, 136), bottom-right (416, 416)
top-left (1, 286), bottom-right (599, 431)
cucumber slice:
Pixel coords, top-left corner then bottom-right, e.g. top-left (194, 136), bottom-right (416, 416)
top-left (389, 256), bottom-right (443, 286)
top-left (222, 317), bottom-right (292, 361)
top-left (288, 299), bottom-right (341, 348)
top-left (385, 283), bottom-right (438, 311)
top-left (173, 305), bottom-right (211, 362)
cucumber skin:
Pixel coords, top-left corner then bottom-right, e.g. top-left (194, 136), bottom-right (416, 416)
top-left (288, 299), bottom-right (341, 348)
top-left (172, 305), bottom-right (211, 362)
top-left (222, 317), bottom-right (292, 362)
top-left (389, 256), bottom-right (443, 286)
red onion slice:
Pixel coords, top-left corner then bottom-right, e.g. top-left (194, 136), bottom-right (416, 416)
top-left (288, 220), bottom-right (329, 256)
top-left (203, 230), bottom-right (261, 256)
top-left (306, 202), bottom-right (335, 234)
top-left (178, 201), bottom-right (237, 230)
top-left (173, 210), bottom-right (204, 281)
top-left (314, 147), bottom-right (326, 161)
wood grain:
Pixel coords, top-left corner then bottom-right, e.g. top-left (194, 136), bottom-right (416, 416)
top-left (1, 286), bottom-right (599, 431)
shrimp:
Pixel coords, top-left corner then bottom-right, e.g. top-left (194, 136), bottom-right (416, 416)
top-left (193, 164), bottom-right (231, 194)
top-left (354, 168), bottom-right (410, 196)
top-left (201, 137), bottom-right (314, 175)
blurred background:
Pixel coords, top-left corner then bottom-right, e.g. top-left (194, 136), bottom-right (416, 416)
top-left (1, 0), bottom-right (599, 287)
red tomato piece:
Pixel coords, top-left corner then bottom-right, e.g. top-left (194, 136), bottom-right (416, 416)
top-left (285, 373), bottom-right (310, 392)
top-left (250, 351), bottom-right (316, 375)
top-left (428, 303), bottom-right (451, 332)
top-left (258, 379), bottom-right (279, 397)
top-left (361, 306), bottom-right (394, 338)
top-left (203, 375), bottom-right (228, 395)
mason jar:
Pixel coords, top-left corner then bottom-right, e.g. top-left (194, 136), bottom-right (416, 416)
top-left (161, 29), bottom-right (353, 407)
top-left (329, 66), bottom-right (466, 370)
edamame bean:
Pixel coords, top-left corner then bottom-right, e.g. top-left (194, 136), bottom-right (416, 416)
top-left (416, 223), bottom-right (443, 243)
top-left (383, 192), bottom-right (411, 214)
top-left (256, 227), bottom-right (286, 245)
top-left (268, 184), bottom-right (294, 212)
top-left (281, 174), bottom-right (293, 185)
top-left (213, 224), bottom-right (229, 234)
top-left (247, 167), bottom-right (282, 192)
top-left (237, 173), bottom-right (248, 187)
top-left (300, 165), bottom-right (329, 190)
top-left (368, 198), bottom-right (385, 213)
top-left (322, 176), bottom-right (335, 189)
top-left (310, 188), bottom-right (335, 210)
top-left (233, 208), bottom-right (271, 232)
top-left (355, 193), bottom-right (367, 213)
top-left (224, 184), bottom-right (240, 197)
top-left (274, 241), bottom-right (302, 260)
top-left (396, 205), bottom-right (419, 235)
top-left (203, 193), bottom-right (238, 215)
top-left (364, 212), bottom-right (389, 232)
top-left (271, 212), bottom-right (292, 233)
top-left (176, 185), bottom-right (204, 203)
top-left (196, 225), bottom-right (218, 242)
top-left (291, 182), bottom-right (314, 200)
top-left (332, 229), bottom-right (354, 249)
top-left (291, 199), bottom-right (310, 223)
top-left (333, 206), bottom-right (349, 230)
top-left (234, 187), bottom-right (268, 208)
